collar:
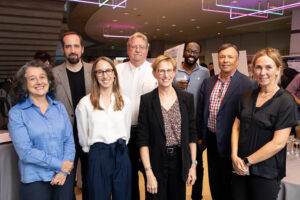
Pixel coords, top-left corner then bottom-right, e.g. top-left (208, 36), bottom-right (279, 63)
top-left (65, 60), bottom-right (84, 72)
top-left (19, 95), bottom-right (57, 109)
top-left (128, 60), bottom-right (147, 71)
top-left (177, 62), bottom-right (200, 73)
top-left (99, 93), bottom-right (116, 110)
top-left (218, 70), bottom-right (237, 82)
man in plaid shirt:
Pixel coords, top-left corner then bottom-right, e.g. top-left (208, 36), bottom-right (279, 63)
top-left (196, 43), bottom-right (254, 200)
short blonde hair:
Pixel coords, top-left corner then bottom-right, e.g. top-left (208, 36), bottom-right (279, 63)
top-left (127, 32), bottom-right (149, 48)
top-left (252, 47), bottom-right (282, 85)
top-left (152, 55), bottom-right (177, 71)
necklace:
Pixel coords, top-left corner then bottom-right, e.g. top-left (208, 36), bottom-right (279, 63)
top-left (259, 86), bottom-right (279, 98)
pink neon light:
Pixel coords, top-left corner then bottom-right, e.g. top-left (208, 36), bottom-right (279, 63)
top-left (219, 1), bottom-right (300, 19)
top-left (112, 0), bottom-right (127, 9)
top-left (201, 0), bottom-right (268, 19)
top-left (230, 8), bottom-right (268, 20)
top-left (250, 2), bottom-right (300, 15)
top-left (66, 0), bottom-right (127, 8)
top-left (103, 24), bottom-right (136, 29)
top-left (202, 8), bottom-right (268, 19)
top-left (103, 34), bottom-right (130, 38)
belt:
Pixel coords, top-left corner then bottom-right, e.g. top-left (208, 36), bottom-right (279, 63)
top-left (166, 146), bottom-right (180, 154)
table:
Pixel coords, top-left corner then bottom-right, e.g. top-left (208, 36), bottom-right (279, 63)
top-left (277, 155), bottom-right (300, 200)
top-left (0, 142), bottom-right (20, 200)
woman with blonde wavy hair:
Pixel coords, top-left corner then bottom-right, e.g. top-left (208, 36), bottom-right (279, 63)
top-left (75, 56), bottom-right (132, 200)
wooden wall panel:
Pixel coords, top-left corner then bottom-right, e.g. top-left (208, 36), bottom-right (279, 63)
top-left (0, 7), bottom-right (63, 19)
top-left (0, 0), bottom-right (65, 80)
top-left (0, 16), bottom-right (61, 27)
top-left (0, 45), bottom-right (57, 51)
top-left (0, 51), bottom-right (56, 56)
top-left (0, 32), bottom-right (59, 40)
top-left (0, 24), bottom-right (61, 34)
top-left (0, 38), bottom-right (58, 46)
top-left (0, 0), bottom-right (64, 12)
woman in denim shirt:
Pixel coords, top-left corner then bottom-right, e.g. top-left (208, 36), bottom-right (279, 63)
top-left (8, 60), bottom-right (75, 200)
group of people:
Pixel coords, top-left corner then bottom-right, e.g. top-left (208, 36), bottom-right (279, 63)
top-left (7, 30), bottom-right (298, 200)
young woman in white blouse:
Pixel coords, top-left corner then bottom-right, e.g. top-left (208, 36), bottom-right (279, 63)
top-left (75, 57), bottom-right (132, 200)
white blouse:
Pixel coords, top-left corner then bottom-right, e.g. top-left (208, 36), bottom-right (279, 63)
top-left (75, 93), bottom-right (132, 152)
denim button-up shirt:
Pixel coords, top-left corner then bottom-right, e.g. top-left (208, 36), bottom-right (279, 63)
top-left (8, 96), bottom-right (75, 183)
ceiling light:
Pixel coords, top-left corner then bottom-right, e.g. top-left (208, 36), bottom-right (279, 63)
top-left (217, 21), bottom-right (222, 24)
top-left (67, 0), bottom-right (127, 9)
top-left (171, 24), bottom-right (176, 27)
top-left (179, 30), bottom-right (183, 32)
top-left (217, 32), bottom-right (221, 35)
top-left (165, 33), bottom-right (169, 36)
top-left (162, 16), bottom-right (166, 19)
top-left (123, 12), bottom-right (129, 15)
top-left (133, 7), bottom-right (137, 10)
top-left (190, 19), bottom-right (196, 22)
top-left (231, 0), bottom-right (239, 3)
top-left (112, 19), bottom-right (118, 22)
top-left (196, 26), bottom-right (200, 29)
top-left (103, 34), bottom-right (130, 38)
top-left (144, 22), bottom-right (149, 24)
top-left (156, 28), bottom-right (160, 31)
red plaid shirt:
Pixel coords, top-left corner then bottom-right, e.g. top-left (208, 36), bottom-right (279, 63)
top-left (208, 74), bottom-right (233, 133)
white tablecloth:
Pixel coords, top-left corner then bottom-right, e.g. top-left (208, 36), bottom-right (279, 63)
top-left (277, 155), bottom-right (300, 200)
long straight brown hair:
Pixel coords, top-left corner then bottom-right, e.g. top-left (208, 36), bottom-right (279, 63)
top-left (90, 56), bottom-right (124, 111)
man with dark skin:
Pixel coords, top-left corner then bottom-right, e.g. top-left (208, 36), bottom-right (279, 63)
top-left (174, 42), bottom-right (210, 200)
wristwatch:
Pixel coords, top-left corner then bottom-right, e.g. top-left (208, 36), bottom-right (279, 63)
top-left (191, 160), bottom-right (198, 166)
top-left (243, 157), bottom-right (251, 167)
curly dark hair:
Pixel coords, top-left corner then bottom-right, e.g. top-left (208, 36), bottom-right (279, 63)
top-left (12, 59), bottom-right (56, 103)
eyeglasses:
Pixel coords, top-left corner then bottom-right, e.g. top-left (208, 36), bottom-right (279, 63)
top-left (157, 69), bottom-right (174, 75)
top-left (95, 69), bottom-right (114, 77)
top-left (185, 49), bottom-right (200, 55)
top-left (129, 45), bottom-right (147, 50)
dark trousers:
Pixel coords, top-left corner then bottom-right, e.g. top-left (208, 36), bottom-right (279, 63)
top-left (72, 144), bottom-right (88, 200)
top-left (147, 147), bottom-right (186, 200)
top-left (231, 174), bottom-right (280, 200)
top-left (128, 126), bottom-right (144, 200)
top-left (20, 171), bottom-right (74, 200)
top-left (191, 144), bottom-right (204, 200)
top-left (87, 139), bottom-right (131, 200)
top-left (207, 131), bottom-right (232, 200)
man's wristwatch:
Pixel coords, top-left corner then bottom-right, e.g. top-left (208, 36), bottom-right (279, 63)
top-left (243, 157), bottom-right (251, 167)
top-left (191, 160), bottom-right (198, 166)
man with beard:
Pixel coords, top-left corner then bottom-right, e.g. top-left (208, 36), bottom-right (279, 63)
top-left (174, 42), bottom-right (210, 200)
top-left (116, 32), bottom-right (157, 200)
top-left (53, 31), bottom-right (92, 200)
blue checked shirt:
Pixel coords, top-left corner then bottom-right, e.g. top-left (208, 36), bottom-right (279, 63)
top-left (8, 96), bottom-right (75, 183)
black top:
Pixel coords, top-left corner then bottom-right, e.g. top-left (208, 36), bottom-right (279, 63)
top-left (66, 66), bottom-right (86, 109)
top-left (66, 66), bottom-right (86, 144)
top-left (237, 87), bottom-right (298, 180)
top-left (137, 88), bottom-right (197, 182)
